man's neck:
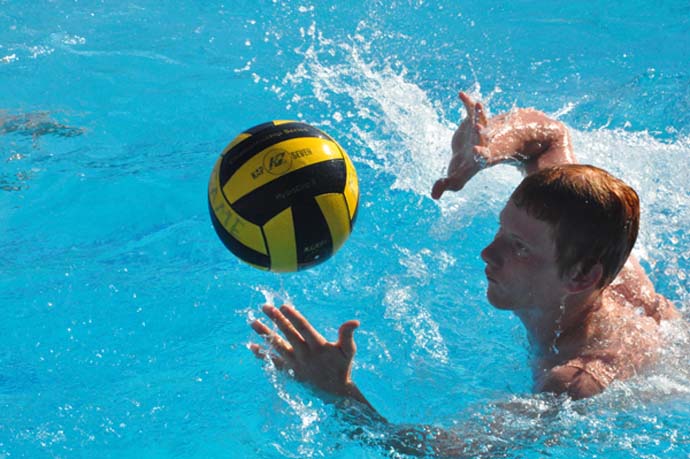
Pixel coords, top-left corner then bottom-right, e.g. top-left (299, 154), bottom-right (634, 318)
top-left (515, 290), bottom-right (605, 358)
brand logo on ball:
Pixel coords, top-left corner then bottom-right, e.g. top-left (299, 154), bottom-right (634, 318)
top-left (263, 149), bottom-right (293, 176)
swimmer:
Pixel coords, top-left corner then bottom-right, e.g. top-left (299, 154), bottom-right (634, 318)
top-left (249, 92), bottom-right (681, 422)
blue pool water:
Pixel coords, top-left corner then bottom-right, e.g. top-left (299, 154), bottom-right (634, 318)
top-left (1, 1), bottom-right (689, 457)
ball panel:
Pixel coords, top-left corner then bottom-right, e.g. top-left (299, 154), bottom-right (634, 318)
top-left (263, 207), bottom-right (297, 272)
top-left (342, 147), bottom-right (359, 220)
top-left (220, 133), bottom-right (251, 157)
top-left (231, 159), bottom-right (347, 226)
top-left (219, 121), bottom-right (331, 187)
top-left (271, 120), bottom-right (297, 126)
top-left (208, 199), bottom-right (270, 269)
top-left (208, 157), bottom-right (267, 255)
top-left (291, 197), bottom-right (334, 269)
top-left (315, 193), bottom-right (351, 253)
top-left (245, 121), bottom-right (283, 135)
top-left (223, 137), bottom-right (344, 204)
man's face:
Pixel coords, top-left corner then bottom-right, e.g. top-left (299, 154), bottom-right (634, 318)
top-left (480, 200), bottom-right (569, 311)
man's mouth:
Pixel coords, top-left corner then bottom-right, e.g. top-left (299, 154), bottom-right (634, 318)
top-left (485, 268), bottom-right (497, 283)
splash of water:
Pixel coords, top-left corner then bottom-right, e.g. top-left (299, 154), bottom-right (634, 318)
top-left (382, 277), bottom-right (449, 365)
top-left (275, 21), bottom-right (456, 195)
top-left (269, 19), bottom-right (690, 303)
top-left (256, 16), bottom-right (690, 456)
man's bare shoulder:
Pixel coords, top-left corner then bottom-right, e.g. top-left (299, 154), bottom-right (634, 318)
top-left (608, 257), bottom-right (681, 322)
top-left (540, 297), bottom-right (667, 399)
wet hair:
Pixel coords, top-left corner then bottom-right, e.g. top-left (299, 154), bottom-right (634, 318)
top-left (511, 164), bottom-right (639, 288)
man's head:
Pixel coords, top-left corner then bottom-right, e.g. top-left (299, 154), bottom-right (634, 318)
top-left (480, 164), bottom-right (639, 313)
top-left (510, 164), bottom-right (639, 289)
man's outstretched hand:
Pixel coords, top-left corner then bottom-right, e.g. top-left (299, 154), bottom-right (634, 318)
top-left (250, 304), bottom-right (367, 401)
top-left (431, 91), bottom-right (491, 199)
top-left (433, 91), bottom-right (578, 199)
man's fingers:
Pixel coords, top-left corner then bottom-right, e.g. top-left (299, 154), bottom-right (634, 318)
top-left (458, 91), bottom-right (473, 109)
top-left (432, 176), bottom-right (468, 199)
top-left (262, 305), bottom-right (307, 352)
top-left (249, 343), bottom-right (287, 370)
top-left (431, 178), bottom-right (447, 200)
top-left (475, 102), bottom-right (488, 127)
top-left (458, 91), bottom-right (476, 121)
top-left (280, 305), bottom-right (326, 347)
top-left (249, 342), bottom-right (268, 359)
top-left (250, 318), bottom-right (275, 338)
top-left (338, 320), bottom-right (360, 359)
top-left (251, 319), bottom-right (293, 357)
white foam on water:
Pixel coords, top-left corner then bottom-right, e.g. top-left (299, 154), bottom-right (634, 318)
top-left (381, 276), bottom-right (449, 365)
top-left (277, 21), bottom-right (456, 196)
top-left (263, 364), bottom-right (325, 459)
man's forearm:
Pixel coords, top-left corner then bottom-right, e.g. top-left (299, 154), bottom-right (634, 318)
top-left (482, 109), bottom-right (576, 173)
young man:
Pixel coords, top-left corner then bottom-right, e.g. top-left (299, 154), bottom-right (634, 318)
top-left (249, 92), bottom-right (680, 417)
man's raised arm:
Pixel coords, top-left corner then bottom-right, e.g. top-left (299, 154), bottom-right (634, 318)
top-left (432, 92), bottom-right (576, 199)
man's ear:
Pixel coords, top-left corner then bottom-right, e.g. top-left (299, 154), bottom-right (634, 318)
top-left (565, 262), bottom-right (604, 293)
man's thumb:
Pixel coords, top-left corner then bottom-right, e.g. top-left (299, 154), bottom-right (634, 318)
top-left (338, 320), bottom-right (359, 358)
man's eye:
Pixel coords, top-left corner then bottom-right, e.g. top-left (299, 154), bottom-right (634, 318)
top-left (513, 241), bottom-right (528, 257)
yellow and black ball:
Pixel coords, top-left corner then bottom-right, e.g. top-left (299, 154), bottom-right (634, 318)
top-left (208, 121), bottom-right (359, 272)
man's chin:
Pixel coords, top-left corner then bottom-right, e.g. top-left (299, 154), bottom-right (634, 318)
top-left (486, 286), bottom-right (514, 310)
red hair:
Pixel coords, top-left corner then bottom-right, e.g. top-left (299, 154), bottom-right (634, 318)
top-left (511, 165), bottom-right (639, 287)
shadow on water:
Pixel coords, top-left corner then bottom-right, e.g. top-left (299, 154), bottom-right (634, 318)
top-left (0, 111), bottom-right (85, 139)
top-left (0, 111), bottom-right (84, 191)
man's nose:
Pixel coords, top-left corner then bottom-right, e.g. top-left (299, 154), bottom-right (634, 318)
top-left (481, 238), bottom-right (502, 268)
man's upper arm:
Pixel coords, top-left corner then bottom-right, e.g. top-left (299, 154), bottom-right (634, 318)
top-left (611, 256), bottom-right (681, 322)
top-left (539, 364), bottom-right (606, 400)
